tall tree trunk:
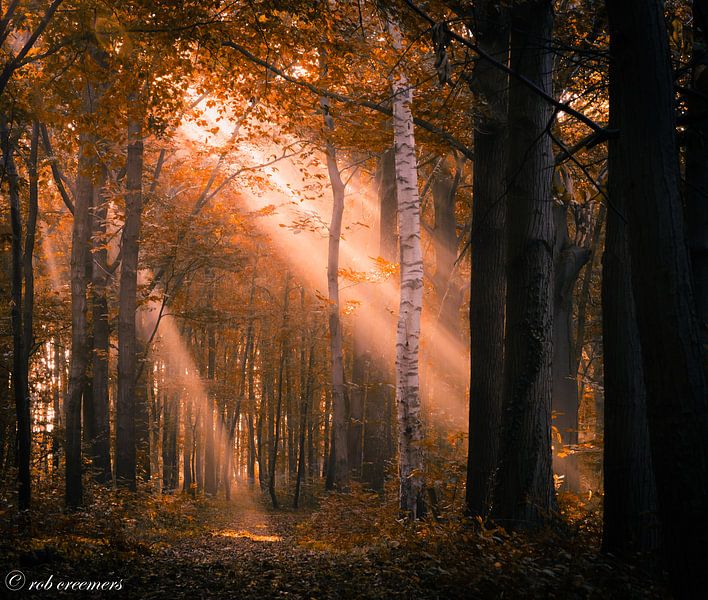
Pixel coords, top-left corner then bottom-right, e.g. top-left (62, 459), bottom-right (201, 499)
top-left (195, 406), bottom-right (204, 493)
top-left (606, 2), bottom-right (708, 594)
top-left (319, 90), bottom-right (349, 492)
top-left (204, 280), bottom-right (217, 495)
top-left (1, 118), bottom-right (31, 512)
top-left (226, 266), bottom-right (257, 497)
top-left (64, 74), bottom-right (103, 508)
top-left (257, 365), bottom-right (267, 490)
top-left (116, 111), bottom-right (143, 489)
top-left (687, 0), bottom-right (708, 369)
top-left (90, 164), bottom-right (112, 484)
top-left (601, 62), bottom-right (658, 553)
top-left (294, 327), bottom-right (315, 508)
top-left (247, 338), bottom-right (257, 488)
top-left (388, 19), bottom-right (425, 519)
top-left (52, 333), bottom-right (63, 474)
top-left (183, 397), bottom-right (193, 494)
top-left (465, 1), bottom-right (508, 519)
top-left (493, 0), bottom-right (555, 529)
top-left (269, 275), bottom-right (290, 508)
top-left (322, 384), bottom-right (331, 480)
top-left (348, 324), bottom-right (368, 480)
top-left (162, 381), bottom-right (179, 493)
top-left (21, 123), bottom-right (38, 506)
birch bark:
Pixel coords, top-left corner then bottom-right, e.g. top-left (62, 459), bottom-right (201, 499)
top-left (388, 18), bottom-right (425, 518)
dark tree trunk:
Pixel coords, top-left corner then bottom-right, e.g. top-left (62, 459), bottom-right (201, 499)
top-left (135, 340), bottom-right (151, 482)
top-left (294, 329), bottom-right (315, 508)
top-left (183, 397), bottom-right (193, 494)
top-left (464, 1), bottom-right (508, 519)
top-left (195, 405), bottom-right (204, 493)
top-left (162, 384), bottom-right (179, 493)
top-left (322, 385), bottom-right (331, 480)
top-left (320, 102), bottom-right (349, 492)
top-left (269, 276), bottom-right (290, 508)
top-left (204, 281), bottom-right (217, 496)
top-left (64, 76), bottom-right (102, 508)
top-left (606, 1), bottom-right (708, 595)
top-left (1, 118), bottom-right (32, 512)
top-left (52, 333), bottom-right (63, 474)
top-left (257, 367), bottom-right (267, 490)
top-left (21, 123), bottom-right (38, 508)
top-left (687, 0), bottom-right (708, 370)
top-left (90, 165), bottom-right (112, 484)
top-left (601, 60), bottom-right (659, 553)
top-left (116, 114), bottom-right (143, 489)
top-left (493, 0), bottom-right (555, 529)
top-left (347, 325), bottom-right (368, 479)
top-left (247, 339), bottom-right (257, 488)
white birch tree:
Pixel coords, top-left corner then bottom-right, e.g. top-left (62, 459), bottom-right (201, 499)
top-left (388, 17), bottom-right (425, 518)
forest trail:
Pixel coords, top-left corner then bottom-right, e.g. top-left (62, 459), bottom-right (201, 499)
top-left (1, 489), bottom-right (668, 600)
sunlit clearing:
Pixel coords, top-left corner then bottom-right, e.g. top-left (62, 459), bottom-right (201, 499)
top-left (214, 529), bottom-right (282, 543)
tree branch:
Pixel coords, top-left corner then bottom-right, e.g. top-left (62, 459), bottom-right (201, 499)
top-left (221, 40), bottom-right (475, 161)
top-left (0, 0), bottom-right (64, 96)
top-left (401, 0), bottom-right (612, 136)
top-left (39, 123), bottom-right (75, 215)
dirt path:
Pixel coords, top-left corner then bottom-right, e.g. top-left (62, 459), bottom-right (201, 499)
top-left (0, 490), bottom-right (668, 599)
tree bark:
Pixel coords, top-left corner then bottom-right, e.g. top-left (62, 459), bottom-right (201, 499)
top-left (389, 18), bottom-right (425, 519)
top-left (183, 397), bottom-right (193, 494)
top-left (348, 324), bottom-right (368, 480)
top-left (686, 0), bottom-right (708, 374)
top-left (269, 275), bottom-right (291, 508)
top-left (64, 74), bottom-right (103, 508)
top-left (294, 326), bottom-right (315, 508)
top-left (601, 59), bottom-right (658, 553)
top-left (204, 280), bottom-right (217, 495)
top-left (465, 1), bottom-right (508, 519)
top-left (1, 117), bottom-right (31, 511)
top-left (90, 163), bottom-right (111, 484)
top-left (493, 0), bottom-right (555, 529)
top-left (320, 92), bottom-right (349, 492)
top-left (116, 109), bottom-right (143, 489)
top-left (606, 1), bottom-right (708, 594)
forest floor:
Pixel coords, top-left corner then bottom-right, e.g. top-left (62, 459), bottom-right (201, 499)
top-left (0, 483), bottom-right (669, 599)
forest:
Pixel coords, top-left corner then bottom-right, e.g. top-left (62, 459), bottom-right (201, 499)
top-left (0, 0), bottom-right (707, 598)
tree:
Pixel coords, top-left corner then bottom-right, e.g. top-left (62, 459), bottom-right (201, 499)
top-left (464, 0), bottom-right (508, 519)
top-left (0, 117), bottom-right (35, 512)
top-left (493, 0), bottom-right (555, 529)
top-left (66, 39), bottom-right (107, 507)
top-left (321, 90), bottom-right (349, 492)
top-left (606, 0), bottom-right (708, 594)
top-left (116, 91), bottom-right (144, 490)
top-left (388, 16), bottom-right (425, 519)
top-left (686, 0), bottom-right (708, 370)
top-left (601, 52), bottom-right (658, 553)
